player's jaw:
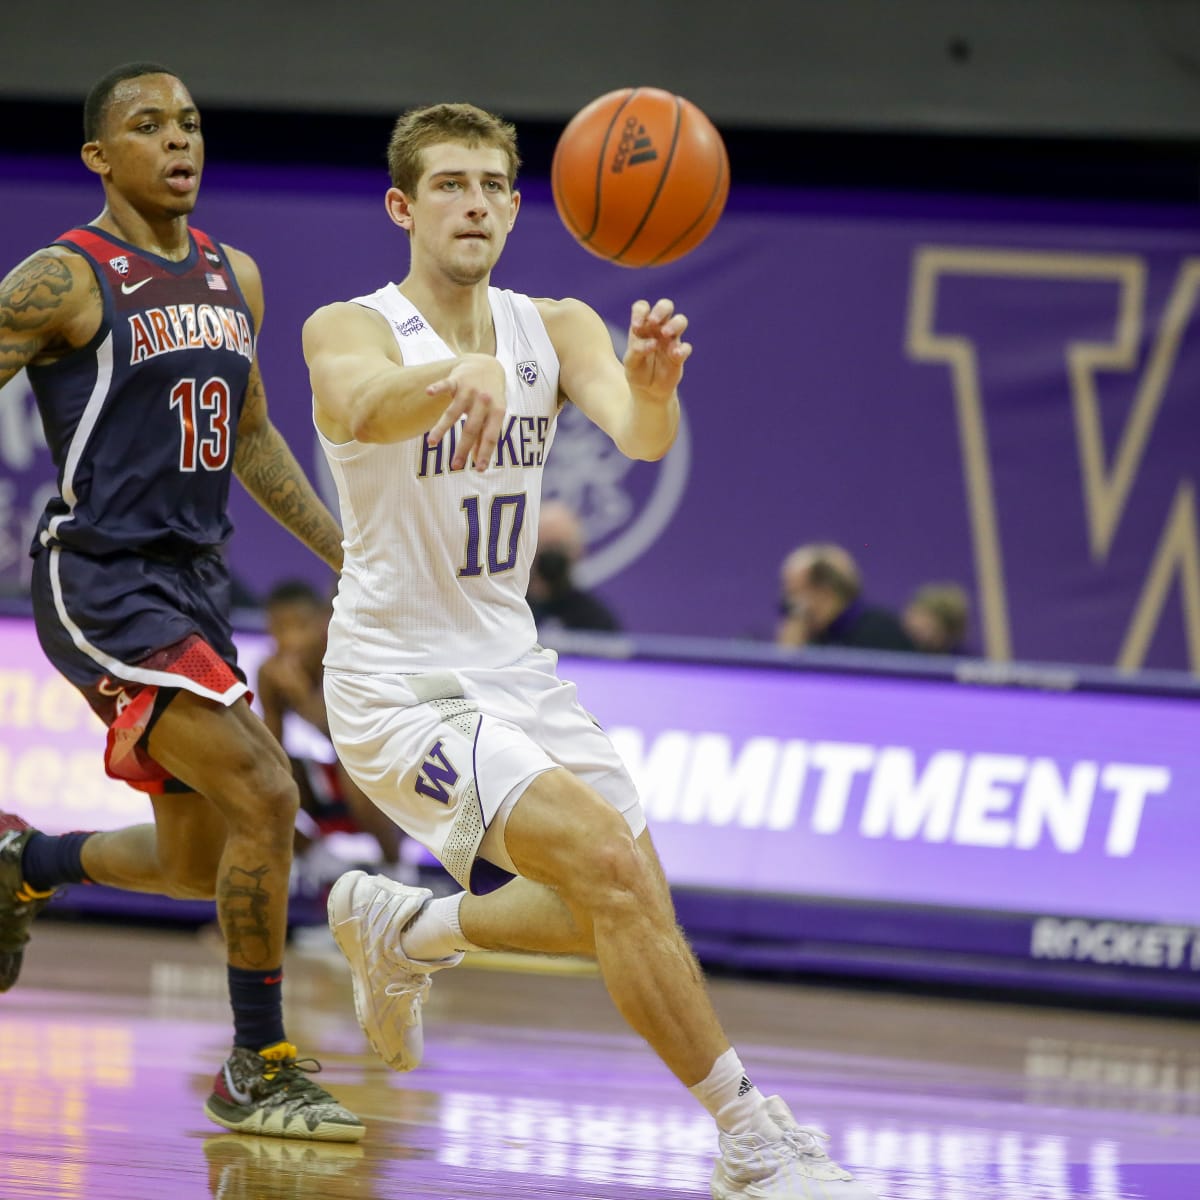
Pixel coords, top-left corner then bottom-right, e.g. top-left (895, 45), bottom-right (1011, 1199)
top-left (132, 158), bottom-right (201, 216)
top-left (441, 226), bottom-right (502, 285)
top-left (105, 141), bottom-right (203, 218)
top-left (126, 164), bottom-right (202, 218)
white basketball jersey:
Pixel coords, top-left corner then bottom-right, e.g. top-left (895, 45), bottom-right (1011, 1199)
top-left (320, 284), bottom-right (561, 672)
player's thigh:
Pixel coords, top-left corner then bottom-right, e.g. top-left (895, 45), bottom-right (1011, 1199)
top-left (526, 654), bottom-right (646, 836)
top-left (498, 775), bottom-right (674, 916)
top-left (147, 692), bottom-right (296, 826)
top-left (501, 766), bottom-right (641, 894)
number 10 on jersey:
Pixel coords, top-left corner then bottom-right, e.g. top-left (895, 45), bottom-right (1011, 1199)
top-left (459, 493), bottom-right (527, 577)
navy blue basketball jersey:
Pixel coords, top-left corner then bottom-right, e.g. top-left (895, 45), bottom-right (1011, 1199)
top-left (27, 226), bottom-right (255, 558)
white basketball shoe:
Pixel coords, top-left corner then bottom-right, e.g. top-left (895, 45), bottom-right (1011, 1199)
top-left (711, 1095), bottom-right (880, 1199)
top-left (326, 870), bottom-right (462, 1072)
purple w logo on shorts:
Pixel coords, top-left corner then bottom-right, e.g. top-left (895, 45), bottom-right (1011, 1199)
top-left (415, 740), bottom-right (460, 803)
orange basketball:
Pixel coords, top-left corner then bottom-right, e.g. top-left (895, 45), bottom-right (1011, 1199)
top-left (551, 87), bottom-right (729, 268)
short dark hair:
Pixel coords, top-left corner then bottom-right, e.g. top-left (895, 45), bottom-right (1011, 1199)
top-left (84, 62), bottom-right (179, 142)
top-left (387, 102), bottom-right (520, 193)
top-left (264, 579), bottom-right (327, 610)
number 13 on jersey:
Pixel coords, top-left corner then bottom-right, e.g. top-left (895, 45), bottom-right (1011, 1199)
top-left (170, 376), bottom-right (232, 472)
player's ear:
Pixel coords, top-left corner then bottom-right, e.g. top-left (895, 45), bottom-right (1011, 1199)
top-left (508, 189), bottom-right (520, 231)
top-left (81, 140), bottom-right (108, 178)
top-left (385, 187), bottom-right (415, 231)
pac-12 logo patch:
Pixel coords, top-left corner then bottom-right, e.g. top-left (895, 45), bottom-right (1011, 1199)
top-left (203, 247), bottom-right (222, 267)
top-left (517, 360), bottom-right (539, 386)
top-left (108, 256), bottom-right (130, 275)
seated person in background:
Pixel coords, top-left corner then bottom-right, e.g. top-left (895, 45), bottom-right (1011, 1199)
top-left (902, 582), bottom-right (971, 655)
top-left (526, 499), bottom-right (620, 634)
top-left (258, 580), bottom-right (410, 882)
top-left (776, 543), bottom-right (916, 651)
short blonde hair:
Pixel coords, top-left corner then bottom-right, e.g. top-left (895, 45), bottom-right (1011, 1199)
top-left (387, 102), bottom-right (520, 194)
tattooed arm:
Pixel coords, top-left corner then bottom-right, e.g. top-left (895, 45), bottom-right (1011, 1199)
top-left (0, 248), bottom-right (100, 387)
top-left (225, 245), bottom-right (344, 573)
top-left (233, 359), bottom-right (345, 572)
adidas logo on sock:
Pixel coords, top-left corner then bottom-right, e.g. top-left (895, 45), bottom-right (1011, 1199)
top-left (737, 1075), bottom-right (754, 1097)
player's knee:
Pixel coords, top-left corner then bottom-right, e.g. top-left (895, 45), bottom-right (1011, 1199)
top-left (253, 769), bottom-right (301, 846)
top-left (560, 816), bottom-right (652, 914)
top-left (595, 834), bottom-right (654, 902)
top-left (222, 754), bottom-right (300, 845)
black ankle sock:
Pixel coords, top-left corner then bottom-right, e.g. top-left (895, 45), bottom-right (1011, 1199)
top-left (228, 965), bottom-right (286, 1050)
top-left (20, 831), bottom-right (94, 892)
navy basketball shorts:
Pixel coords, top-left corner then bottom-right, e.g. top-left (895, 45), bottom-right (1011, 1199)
top-left (30, 544), bottom-right (249, 794)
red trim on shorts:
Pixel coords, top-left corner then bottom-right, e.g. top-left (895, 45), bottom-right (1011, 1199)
top-left (96, 634), bottom-right (247, 792)
top-left (105, 686), bottom-right (167, 790)
top-left (137, 633), bottom-right (243, 695)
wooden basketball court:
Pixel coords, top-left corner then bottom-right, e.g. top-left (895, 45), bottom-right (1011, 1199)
top-left (1, 916), bottom-right (1198, 1199)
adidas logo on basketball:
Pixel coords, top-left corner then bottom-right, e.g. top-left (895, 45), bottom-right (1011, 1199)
top-left (610, 116), bottom-right (658, 173)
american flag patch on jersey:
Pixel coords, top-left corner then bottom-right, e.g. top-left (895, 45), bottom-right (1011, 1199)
top-left (205, 273), bottom-right (228, 291)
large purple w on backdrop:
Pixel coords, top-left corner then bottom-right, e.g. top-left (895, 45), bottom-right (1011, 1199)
top-left (1, 158), bottom-right (1197, 670)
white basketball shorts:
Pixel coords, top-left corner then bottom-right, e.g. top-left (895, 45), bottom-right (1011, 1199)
top-left (323, 646), bottom-right (645, 894)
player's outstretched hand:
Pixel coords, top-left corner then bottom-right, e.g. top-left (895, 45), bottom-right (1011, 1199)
top-left (623, 299), bottom-right (692, 400)
top-left (426, 353), bottom-right (508, 471)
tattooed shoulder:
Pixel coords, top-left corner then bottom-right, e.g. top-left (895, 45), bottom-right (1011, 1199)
top-left (0, 250), bottom-right (93, 380)
top-left (0, 251), bottom-right (82, 327)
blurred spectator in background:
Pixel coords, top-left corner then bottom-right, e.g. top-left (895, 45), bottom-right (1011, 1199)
top-left (902, 582), bottom-right (971, 655)
top-left (527, 499), bottom-right (620, 634)
top-left (776, 543), bottom-right (915, 651)
top-left (258, 581), bottom-right (412, 887)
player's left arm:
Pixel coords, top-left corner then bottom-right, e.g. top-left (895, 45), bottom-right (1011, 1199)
top-left (538, 297), bottom-right (689, 462)
top-left (224, 245), bottom-right (344, 573)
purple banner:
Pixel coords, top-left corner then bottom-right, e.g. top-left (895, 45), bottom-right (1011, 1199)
top-left (2, 157), bottom-right (1199, 672)
top-left (3, 613), bottom-right (1195, 934)
top-left (555, 651), bottom-right (1199, 928)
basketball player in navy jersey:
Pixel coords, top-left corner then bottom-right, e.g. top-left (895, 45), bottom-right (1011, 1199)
top-left (308, 103), bottom-right (879, 1197)
top-left (0, 63), bottom-right (362, 1142)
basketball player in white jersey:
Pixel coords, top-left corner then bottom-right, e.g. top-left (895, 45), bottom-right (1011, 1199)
top-left (303, 103), bottom-right (879, 1200)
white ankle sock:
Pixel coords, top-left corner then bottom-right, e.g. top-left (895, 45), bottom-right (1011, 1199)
top-left (690, 1047), bottom-right (777, 1137)
top-left (399, 892), bottom-right (480, 961)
